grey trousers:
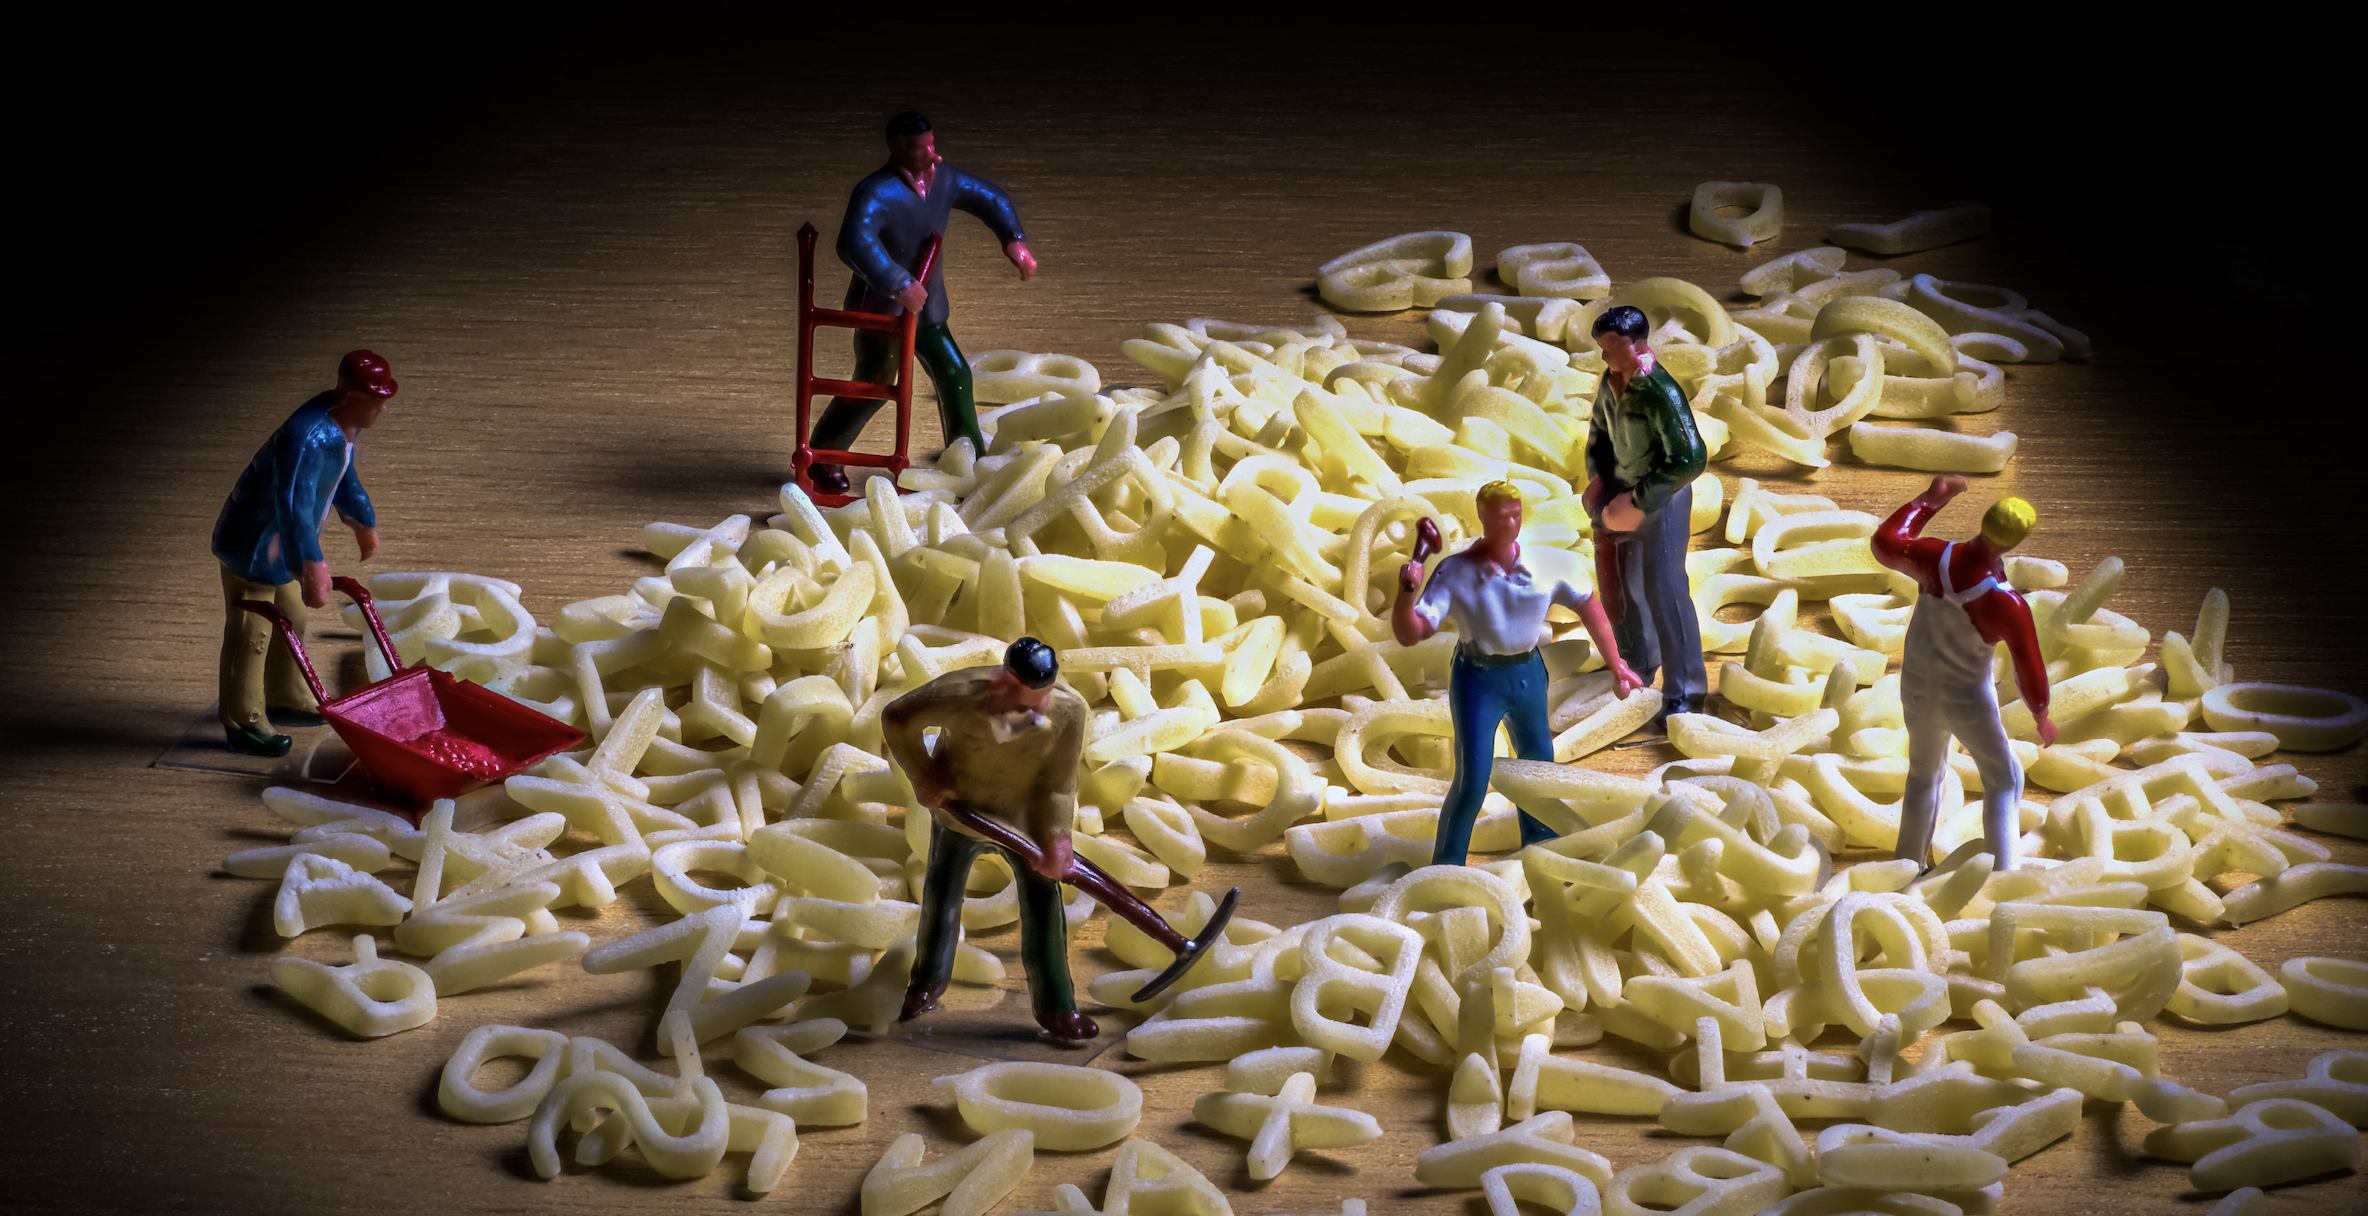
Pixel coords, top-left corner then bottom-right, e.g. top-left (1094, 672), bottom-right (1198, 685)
top-left (1608, 484), bottom-right (1706, 710)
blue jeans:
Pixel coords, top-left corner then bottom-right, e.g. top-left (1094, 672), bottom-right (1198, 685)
top-left (1434, 646), bottom-right (1558, 866)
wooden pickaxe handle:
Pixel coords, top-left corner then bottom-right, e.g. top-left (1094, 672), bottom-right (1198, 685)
top-left (1411, 516), bottom-right (1441, 567)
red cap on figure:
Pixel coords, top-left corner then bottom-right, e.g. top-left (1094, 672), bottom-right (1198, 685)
top-left (337, 350), bottom-right (399, 397)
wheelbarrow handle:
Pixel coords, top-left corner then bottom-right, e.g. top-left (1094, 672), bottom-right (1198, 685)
top-left (232, 599), bottom-right (330, 707)
top-left (940, 800), bottom-right (1239, 1002)
top-left (331, 576), bottom-right (407, 674)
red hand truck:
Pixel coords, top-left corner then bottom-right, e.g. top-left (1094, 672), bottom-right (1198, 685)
top-left (792, 221), bottom-right (943, 507)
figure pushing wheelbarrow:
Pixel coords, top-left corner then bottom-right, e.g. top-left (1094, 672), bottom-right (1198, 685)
top-left (237, 577), bottom-right (585, 811)
top-left (882, 638), bottom-right (1240, 1042)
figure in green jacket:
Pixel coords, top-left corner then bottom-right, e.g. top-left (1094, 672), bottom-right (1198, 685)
top-left (1582, 305), bottom-right (1708, 724)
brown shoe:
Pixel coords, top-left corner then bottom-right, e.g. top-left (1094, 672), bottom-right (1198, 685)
top-left (809, 464), bottom-right (850, 495)
top-left (1035, 1009), bottom-right (1099, 1042)
top-left (900, 982), bottom-right (946, 1023)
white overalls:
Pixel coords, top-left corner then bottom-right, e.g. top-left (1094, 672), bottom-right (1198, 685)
top-left (1898, 543), bottom-right (2027, 870)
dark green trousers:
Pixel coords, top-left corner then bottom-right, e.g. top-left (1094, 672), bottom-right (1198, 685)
top-left (812, 322), bottom-right (985, 458)
top-left (911, 818), bottom-right (1076, 1018)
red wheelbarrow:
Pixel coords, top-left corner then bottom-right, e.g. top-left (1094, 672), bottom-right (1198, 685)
top-left (237, 576), bottom-right (586, 808)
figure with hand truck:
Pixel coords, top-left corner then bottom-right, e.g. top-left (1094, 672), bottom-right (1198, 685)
top-left (803, 111), bottom-right (1036, 497)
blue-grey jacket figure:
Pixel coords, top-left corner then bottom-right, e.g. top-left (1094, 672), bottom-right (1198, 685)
top-left (808, 112), bottom-right (1035, 491)
top-left (211, 350), bottom-right (394, 756)
top-left (213, 393), bottom-right (377, 587)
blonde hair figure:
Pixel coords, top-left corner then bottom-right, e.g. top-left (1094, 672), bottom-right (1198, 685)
top-left (1982, 496), bottom-right (2038, 548)
top-left (1871, 476), bottom-right (2056, 872)
top-left (1389, 481), bottom-right (1643, 866)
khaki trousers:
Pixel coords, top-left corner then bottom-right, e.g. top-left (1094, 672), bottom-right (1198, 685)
top-left (218, 566), bottom-right (316, 732)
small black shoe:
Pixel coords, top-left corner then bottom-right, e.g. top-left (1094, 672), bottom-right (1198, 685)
top-left (268, 705), bottom-right (327, 728)
top-left (809, 464), bottom-right (850, 495)
top-left (225, 722), bottom-right (293, 757)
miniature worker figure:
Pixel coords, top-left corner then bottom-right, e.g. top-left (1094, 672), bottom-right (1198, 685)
top-left (882, 638), bottom-right (1098, 1040)
top-left (210, 350), bottom-right (395, 757)
top-left (808, 111), bottom-right (1036, 494)
top-left (1582, 305), bottom-right (1709, 724)
top-left (1393, 482), bottom-right (1643, 866)
top-left (1873, 475), bottom-right (2057, 871)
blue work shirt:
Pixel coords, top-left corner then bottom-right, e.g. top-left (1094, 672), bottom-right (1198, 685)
top-left (838, 162), bottom-right (1025, 326)
top-left (212, 392), bottom-right (376, 586)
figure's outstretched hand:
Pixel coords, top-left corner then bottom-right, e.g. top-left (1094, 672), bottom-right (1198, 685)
top-left (1030, 833), bottom-right (1073, 880)
top-left (895, 279), bottom-right (930, 314)
top-left (2036, 714), bottom-right (2059, 747)
top-left (300, 559), bottom-right (332, 610)
top-left (351, 524), bottom-right (379, 562)
top-left (1608, 657), bottom-right (1645, 697)
top-left (1399, 560), bottom-right (1425, 593)
top-left (1930, 474), bottom-right (1969, 501)
top-left (1006, 239), bottom-right (1037, 280)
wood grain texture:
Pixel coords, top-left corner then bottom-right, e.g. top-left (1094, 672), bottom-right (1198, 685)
top-left (6, 16), bottom-right (2361, 1216)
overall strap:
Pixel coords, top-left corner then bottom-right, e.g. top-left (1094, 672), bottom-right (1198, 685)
top-left (1937, 542), bottom-right (2001, 606)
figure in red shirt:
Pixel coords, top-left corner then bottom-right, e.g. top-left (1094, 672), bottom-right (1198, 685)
top-left (1871, 475), bottom-right (2057, 871)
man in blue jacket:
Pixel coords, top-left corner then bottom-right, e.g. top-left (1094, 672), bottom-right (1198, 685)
top-left (807, 112), bottom-right (1036, 494)
top-left (211, 350), bottom-right (395, 756)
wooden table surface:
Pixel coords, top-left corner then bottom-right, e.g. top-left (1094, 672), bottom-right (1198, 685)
top-left (8, 18), bottom-right (2362, 1216)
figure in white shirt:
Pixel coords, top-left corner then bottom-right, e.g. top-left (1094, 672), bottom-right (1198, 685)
top-left (1392, 481), bottom-right (1643, 865)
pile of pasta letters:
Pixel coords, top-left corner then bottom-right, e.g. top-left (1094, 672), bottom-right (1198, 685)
top-left (230, 234), bottom-right (2368, 1216)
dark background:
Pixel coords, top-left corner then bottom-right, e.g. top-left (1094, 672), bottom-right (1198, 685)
top-left (16, 13), bottom-right (2357, 689)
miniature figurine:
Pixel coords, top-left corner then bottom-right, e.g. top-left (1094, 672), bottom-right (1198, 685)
top-left (211, 350), bottom-right (394, 757)
top-left (808, 112), bottom-right (1036, 494)
top-left (1582, 305), bottom-right (1709, 725)
top-left (883, 637), bottom-right (1098, 1040)
top-left (884, 639), bottom-right (1245, 1039)
top-left (1393, 483), bottom-right (1643, 866)
top-left (1872, 474), bottom-right (2056, 871)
